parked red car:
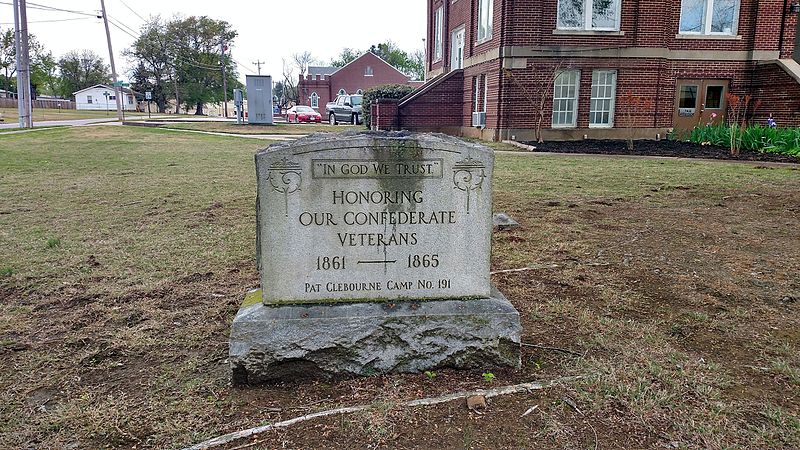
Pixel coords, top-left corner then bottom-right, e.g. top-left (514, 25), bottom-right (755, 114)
top-left (287, 106), bottom-right (322, 123)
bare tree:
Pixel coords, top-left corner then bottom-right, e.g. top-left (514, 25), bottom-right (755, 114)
top-left (292, 51), bottom-right (317, 78)
top-left (281, 52), bottom-right (320, 108)
top-left (503, 61), bottom-right (564, 143)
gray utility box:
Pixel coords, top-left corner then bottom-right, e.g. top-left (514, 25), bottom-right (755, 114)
top-left (246, 75), bottom-right (273, 125)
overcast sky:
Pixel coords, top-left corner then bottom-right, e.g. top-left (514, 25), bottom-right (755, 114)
top-left (2, 0), bottom-right (427, 84)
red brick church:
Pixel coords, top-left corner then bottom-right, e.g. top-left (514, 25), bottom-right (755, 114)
top-left (297, 52), bottom-right (423, 113)
top-left (373, 0), bottom-right (800, 141)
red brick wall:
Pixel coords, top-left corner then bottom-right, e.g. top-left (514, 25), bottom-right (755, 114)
top-left (429, 0), bottom-right (502, 73)
top-left (371, 98), bottom-right (400, 131)
top-left (752, 63), bottom-right (800, 126)
top-left (329, 53), bottom-right (413, 103)
top-left (297, 76), bottom-right (331, 113)
top-left (503, 0), bottom-right (794, 54)
top-left (417, 0), bottom-right (800, 139)
top-left (398, 70), bottom-right (465, 130)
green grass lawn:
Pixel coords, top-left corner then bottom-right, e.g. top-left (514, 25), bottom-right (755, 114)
top-left (159, 120), bottom-right (362, 135)
top-left (0, 126), bottom-right (798, 448)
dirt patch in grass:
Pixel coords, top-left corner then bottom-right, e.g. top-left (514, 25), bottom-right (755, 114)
top-left (1, 129), bottom-right (799, 448)
top-left (524, 139), bottom-right (800, 164)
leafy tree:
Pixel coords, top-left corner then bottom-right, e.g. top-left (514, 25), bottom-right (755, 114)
top-left (0, 28), bottom-right (15, 94)
top-left (124, 17), bottom-right (171, 112)
top-left (56, 50), bottom-right (110, 98)
top-left (330, 48), bottom-right (363, 68)
top-left (30, 50), bottom-right (56, 96)
top-left (0, 27), bottom-right (57, 97)
top-left (167, 16), bottom-right (240, 115)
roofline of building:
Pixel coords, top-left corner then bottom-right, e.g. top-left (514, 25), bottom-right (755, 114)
top-left (333, 51), bottom-right (412, 80)
top-left (72, 84), bottom-right (138, 96)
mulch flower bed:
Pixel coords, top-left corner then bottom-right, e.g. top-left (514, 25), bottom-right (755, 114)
top-left (522, 139), bottom-right (799, 164)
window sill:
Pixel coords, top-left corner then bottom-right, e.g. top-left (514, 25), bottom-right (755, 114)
top-left (475, 36), bottom-right (493, 46)
top-left (551, 125), bottom-right (577, 129)
top-left (552, 29), bottom-right (624, 36)
top-left (675, 33), bottom-right (742, 40)
top-left (588, 124), bottom-right (613, 129)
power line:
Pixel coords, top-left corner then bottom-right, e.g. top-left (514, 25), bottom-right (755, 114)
top-left (108, 14), bottom-right (138, 35)
top-left (174, 54), bottom-right (221, 70)
top-left (23, 1), bottom-right (99, 17)
top-left (117, 0), bottom-right (146, 23)
top-left (232, 57), bottom-right (256, 74)
top-left (0, 16), bottom-right (94, 25)
top-left (107, 18), bottom-right (138, 39)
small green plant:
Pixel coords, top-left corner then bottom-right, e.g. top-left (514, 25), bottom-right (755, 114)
top-left (0, 267), bottom-right (13, 277)
top-left (683, 124), bottom-right (800, 157)
top-left (481, 372), bottom-right (495, 383)
top-left (424, 370), bottom-right (437, 380)
top-left (46, 237), bottom-right (61, 248)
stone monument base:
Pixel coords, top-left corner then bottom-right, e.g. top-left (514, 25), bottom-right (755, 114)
top-left (230, 287), bottom-right (521, 385)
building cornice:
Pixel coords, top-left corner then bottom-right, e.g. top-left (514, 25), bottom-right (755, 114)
top-left (499, 46), bottom-right (781, 65)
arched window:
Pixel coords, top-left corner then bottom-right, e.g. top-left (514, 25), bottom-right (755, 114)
top-left (310, 92), bottom-right (319, 108)
top-left (356, 89), bottom-right (363, 95)
top-left (338, 88), bottom-right (347, 96)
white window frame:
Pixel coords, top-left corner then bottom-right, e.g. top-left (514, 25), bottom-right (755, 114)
top-left (557, 0), bottom-right (622, 32)
top-left (433, 6), bottom-right (444, 61)
top-left (482, 74), bottom-right (488, 113)
top-left (477, 0), bottom-right (494, 42)
top-left (589, 70), bottom-right (616, 128)
top-left (310, 92), bottom-right (319, 108)
top-left (552, 69), bottom-right (580, 128)
top-left (356, 89), bottom-right (363, 95)
top-left (678, 0), bottom-right (740, 36)
top-left (473, 76), bottom-right (480, 112)
top-left (87, 95), bottom-right (93, 104)
top-left (338, 89), bottom-right (347, 96)
top-left (364, 66), bottom-right (373, 76)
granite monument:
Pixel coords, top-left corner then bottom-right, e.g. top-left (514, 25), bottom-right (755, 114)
top-left (230, 132), bottom-right (521, 384)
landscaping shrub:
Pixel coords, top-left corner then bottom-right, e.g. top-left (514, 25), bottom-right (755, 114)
top-left (362, 84), bottom-right (415, 129)
top-left (683, 125), bottom-right (800, 157)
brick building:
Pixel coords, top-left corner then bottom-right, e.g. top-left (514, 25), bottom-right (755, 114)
top-left (298, 52), bottom-right (423, 118)
top-left (374, 0), bottom-right (800, 140)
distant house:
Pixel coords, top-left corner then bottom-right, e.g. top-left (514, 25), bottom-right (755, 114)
top-left (73, 84), bottom-right (138, 111)
top-left (297, 52), bottom-right (423, 115)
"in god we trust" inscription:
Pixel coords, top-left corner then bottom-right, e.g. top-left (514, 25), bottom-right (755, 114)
top-left (255, 133), bottom-right (493, 305)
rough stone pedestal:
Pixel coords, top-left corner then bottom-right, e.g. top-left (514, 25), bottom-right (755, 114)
top-left (230, 287), bottom-right (521, 385)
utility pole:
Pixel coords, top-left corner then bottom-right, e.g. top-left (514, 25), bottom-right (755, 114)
top-left (221, 41), bottom-right (228, 118)
top-left (13, 0), bottom-right (32, 128)
top-left (100, 0), bottom-right (123, 121)
top-left (12, 0), bottom-right (24, 128)
top-left (252, 59), bottom-right (264, 75)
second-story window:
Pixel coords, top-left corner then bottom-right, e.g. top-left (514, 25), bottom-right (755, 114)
top-left (679, 0), bottom-right (740, 35)
top-left (477, 0), bottom-right (494, 41)
top-left (364, 66), bottom-right (373, 76)
top-left (557, 0), bottom-right (621, 31)
top-left (434, 6), bottom-right (444, 61)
